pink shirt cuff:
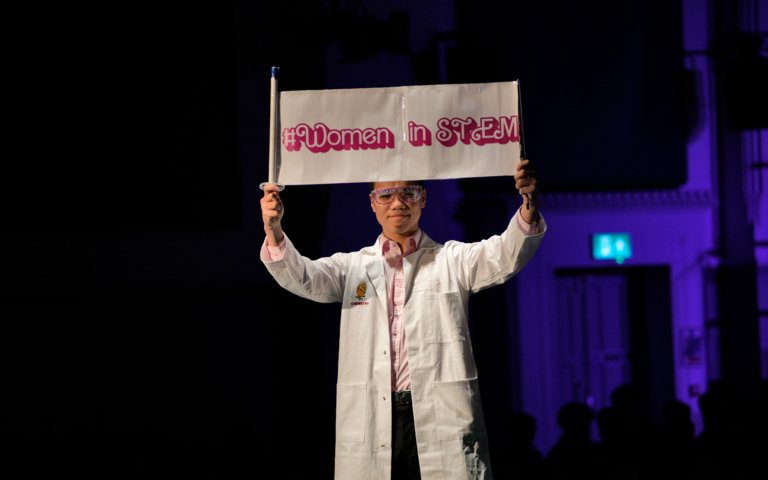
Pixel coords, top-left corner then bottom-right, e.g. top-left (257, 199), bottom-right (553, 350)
top-left (261, 237), bottom-right (287, 262)
top-left (515, 209), bottom-right (541, 236)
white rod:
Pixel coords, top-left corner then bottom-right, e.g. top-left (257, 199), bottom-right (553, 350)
top-left (267, 66), bottom-right (279, 184)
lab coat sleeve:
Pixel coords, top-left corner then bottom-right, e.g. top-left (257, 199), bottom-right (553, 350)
top-left (261, 233), bottom-right (348, 304)
top-left (449, 211), bottom-right (547, 294)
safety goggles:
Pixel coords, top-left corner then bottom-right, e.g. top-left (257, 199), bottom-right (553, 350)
top-left (370, 186), bottom-right (423, 205)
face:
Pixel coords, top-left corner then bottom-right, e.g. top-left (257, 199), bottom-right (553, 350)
top-left (370, 181), bottom-right (426, 240)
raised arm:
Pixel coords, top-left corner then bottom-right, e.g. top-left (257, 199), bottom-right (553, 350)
top-left (261, 183), bottom-right (285, 246)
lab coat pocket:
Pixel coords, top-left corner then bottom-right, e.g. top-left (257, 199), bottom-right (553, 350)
top-left (335, 383), bottom-right (367, 443)
top-left (424, 291), bottom-right (466, 343)
top-left (432, 377), bottom-right (482, 440)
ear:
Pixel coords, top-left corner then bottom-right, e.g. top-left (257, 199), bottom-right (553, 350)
top-left (421, 189), bottom-right (427, 208)
top-left (370, 196), bottom-right (376, 213)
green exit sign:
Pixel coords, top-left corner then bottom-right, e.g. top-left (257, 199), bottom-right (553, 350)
top-left (592, 232), bottom-right (633, 264)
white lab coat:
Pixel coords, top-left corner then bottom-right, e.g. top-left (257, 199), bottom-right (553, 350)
top-left (262, 213), bottom-right (546, 480)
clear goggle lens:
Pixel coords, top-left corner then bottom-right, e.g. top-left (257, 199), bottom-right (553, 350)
top-left (370, 186), bottom-right (423, 205)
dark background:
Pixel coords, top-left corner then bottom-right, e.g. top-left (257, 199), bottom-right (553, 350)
top-left (2, 1), bottom-right (765, 478)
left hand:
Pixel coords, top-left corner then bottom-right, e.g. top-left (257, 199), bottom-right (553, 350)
top-left (514, 158), bottom-right (539, 224)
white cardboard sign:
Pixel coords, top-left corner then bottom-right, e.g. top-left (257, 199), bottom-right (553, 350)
top-left (276, 81), bottom-right (520, 185)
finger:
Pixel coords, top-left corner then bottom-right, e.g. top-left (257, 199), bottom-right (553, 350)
top-left (262, 184), bottom-right (281, 196)
top-left (516, 161), bottom-right (534, 174)
top-left (261, 205), bottom-right (282, 216)
top-left (517, 184), bottom-right (538, 195)
top-left (260, 202), bottom-right (282, 217)
top-left (261, 194), bottom-right (279, 205)
top-left (517, 177), bottom-right (537, 188)
top-left (261, 194), bottom-right (282, 209)
top-left (516, 170), bottom-right (537, 185)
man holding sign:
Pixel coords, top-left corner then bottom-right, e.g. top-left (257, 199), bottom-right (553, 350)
top-left (260, 158), bottom-right (545, 479)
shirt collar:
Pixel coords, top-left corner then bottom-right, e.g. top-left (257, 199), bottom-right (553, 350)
top-left (380, 229), bottom-right (422, 257)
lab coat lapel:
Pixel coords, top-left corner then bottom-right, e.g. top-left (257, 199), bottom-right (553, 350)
top-left (362, 245), bottom-right (388, 321)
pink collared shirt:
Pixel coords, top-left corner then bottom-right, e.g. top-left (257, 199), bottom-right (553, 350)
top-left (380, 230), bottom-right (421, 393)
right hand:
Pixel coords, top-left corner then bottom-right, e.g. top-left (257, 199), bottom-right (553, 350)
top-left (261, 183), bottom-right (285, 245)
top-left (514, 158), bottom-right (540, 224)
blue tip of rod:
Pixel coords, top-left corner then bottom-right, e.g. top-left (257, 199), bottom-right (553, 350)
top-left (271, 66), bottom-right (279, 78)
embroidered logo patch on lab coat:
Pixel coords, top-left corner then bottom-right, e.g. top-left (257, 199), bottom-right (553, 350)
top-left (355, 282), bottom-right (367, 300)
top-left (351, 281), bottom-right (369, 305)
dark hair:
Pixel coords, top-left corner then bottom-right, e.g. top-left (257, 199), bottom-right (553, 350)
top-left (368, 180), bottom-right (425, 192)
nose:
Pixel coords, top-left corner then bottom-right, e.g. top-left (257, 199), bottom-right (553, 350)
top-left (390, 194), bottom-right (408, 207)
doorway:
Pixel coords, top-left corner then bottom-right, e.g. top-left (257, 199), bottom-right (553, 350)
top-left (554, 266), bottom-right (675, 425)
